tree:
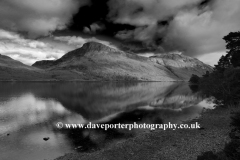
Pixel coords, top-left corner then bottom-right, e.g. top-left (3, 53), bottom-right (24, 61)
top-left (223, 32), bottom-right (240, 68)
top-left (202, 71), bottom-right (210, 78)
top-left (189, 74), bottom-right (200, 84)
top-left (214, 55), bottom-right (231, 72)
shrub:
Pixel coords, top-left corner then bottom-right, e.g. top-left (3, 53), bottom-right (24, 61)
top-left (189, 74), bottom-right (200, 84)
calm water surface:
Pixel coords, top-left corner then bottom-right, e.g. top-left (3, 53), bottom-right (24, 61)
top-left (0, 82), bottom-right (214, 160)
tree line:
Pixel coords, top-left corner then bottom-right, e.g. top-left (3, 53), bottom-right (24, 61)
top-left (189, 31), bottom-right (240, 106)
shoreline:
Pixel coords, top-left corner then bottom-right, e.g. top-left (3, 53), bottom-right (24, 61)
top-left (54, 107), bottom-right (234, 160)
top-left (0, 80), bottom-right (186, 82)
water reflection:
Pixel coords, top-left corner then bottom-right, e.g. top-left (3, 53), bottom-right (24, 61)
top-left (0, 82), bottom-right (214, 160)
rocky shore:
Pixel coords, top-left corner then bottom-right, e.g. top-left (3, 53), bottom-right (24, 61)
top-left (55, 107), bottom-right (234, 160)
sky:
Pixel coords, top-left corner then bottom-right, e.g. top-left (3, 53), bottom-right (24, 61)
top-left (0, 0), bottom-right (240, 66)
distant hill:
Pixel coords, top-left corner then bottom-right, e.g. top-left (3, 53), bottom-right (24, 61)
top-left (1, 42), bottom-right (212, 81)
top-left (0, 54), bottom-right (51, 81)
top-left (150, 54), bottom-right (213, 80)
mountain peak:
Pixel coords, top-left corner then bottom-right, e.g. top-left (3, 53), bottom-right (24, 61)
top-left (81, 42), bottom-right (115, 52)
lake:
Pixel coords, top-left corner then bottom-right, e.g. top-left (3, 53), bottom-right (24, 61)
top-left (0, 82), bottom-right (214, 160)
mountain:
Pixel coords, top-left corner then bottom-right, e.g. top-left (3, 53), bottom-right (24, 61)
top-left (32, 42), bottom-right (212, 81)
top-left (150, 54), bottom-right (213, 80)
top-left (0, 54), bottom-right (51, 81)
top-left (0, 42), bottom-right (212, 81)
top-left (33, 42), bottom-right (179, 81)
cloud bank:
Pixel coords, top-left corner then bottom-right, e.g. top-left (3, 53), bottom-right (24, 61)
top-left (0, 29), bottom-right (65, 65)
top-left (162, 0), bottom-right (240, 56)
top-left (0, 0), bottom-right (90, 37)
top-left (1, 0), bottom-right (240, 66)
top-left (107, 0), bottom-right (240, 57)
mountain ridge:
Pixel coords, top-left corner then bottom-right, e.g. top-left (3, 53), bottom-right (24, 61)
top-left (1, 42), bottom-right (212, 81)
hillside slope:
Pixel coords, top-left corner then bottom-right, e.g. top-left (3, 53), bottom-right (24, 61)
top-left (150, 54), bottom-right (213, 80)
top-left (33, 42), bottom-right (178, 81)
top-left (33, 42), bottom-right (212, 81)
top-left (0, 54), bottom-right (51, 81)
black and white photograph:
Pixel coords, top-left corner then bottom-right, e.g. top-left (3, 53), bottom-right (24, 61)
top-left (0, 0), bottom-right (240, 160)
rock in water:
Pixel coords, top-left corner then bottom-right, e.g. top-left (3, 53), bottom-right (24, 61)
top-left (43, 137), bottom-right (50, 141)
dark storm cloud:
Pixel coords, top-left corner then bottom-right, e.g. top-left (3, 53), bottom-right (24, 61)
top-left (67, 0), bottom-right (240, 58)
top-left (69, 0), bottom-right (136, 37)
top-left (199, 0), bottom-right (214, 8)
top-left (68, 0), bottom-right (204, 53)
top-left (69, 0), bottom-right (110, 31)
top-left (105, 0), bottom-right (203, 54)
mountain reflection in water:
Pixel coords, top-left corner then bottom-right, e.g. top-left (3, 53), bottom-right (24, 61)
top-left (0, 82), bottom-right (214, 160)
